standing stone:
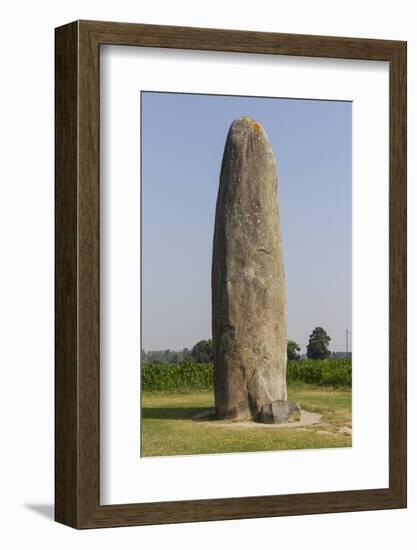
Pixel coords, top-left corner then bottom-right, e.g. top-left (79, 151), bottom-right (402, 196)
top-left (212, 116), bottom-right (288, 422)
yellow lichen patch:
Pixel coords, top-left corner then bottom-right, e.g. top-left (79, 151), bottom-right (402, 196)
top-left (252, 121), bottom-right (262, 133)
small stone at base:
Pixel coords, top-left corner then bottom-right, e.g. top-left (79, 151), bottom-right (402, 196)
top-left (192, 408), bottom-right (216, 421)
top-left (256, 400), bottom-right (300, 424)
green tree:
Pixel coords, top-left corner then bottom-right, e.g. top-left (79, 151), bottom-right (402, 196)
top-left (306, 327), bottom-right (331, 360)
top-left (287, 340), bottom-right (301, 360)
top-left (191, 339), bottom-right (213, 363)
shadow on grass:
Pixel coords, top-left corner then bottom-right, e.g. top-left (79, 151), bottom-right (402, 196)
top-left (142, 406), bottom-right (209, 420)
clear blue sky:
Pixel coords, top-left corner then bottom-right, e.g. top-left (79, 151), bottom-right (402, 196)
top-left (141, 91), bottom-right (352, 354)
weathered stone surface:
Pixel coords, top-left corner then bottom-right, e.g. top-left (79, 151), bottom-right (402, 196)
top-left (212, 116), bottom-right (287, 421)
top-left (256, 400), bottom-right (300, 425)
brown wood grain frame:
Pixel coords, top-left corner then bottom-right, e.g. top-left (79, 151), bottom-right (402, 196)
top-left (55, 20), bottom-right (407, 529)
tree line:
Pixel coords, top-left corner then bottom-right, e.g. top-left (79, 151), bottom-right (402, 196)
top-left (141, 339), bottom-right (213, 365)
top-left (142, 326), bottom-right (346, 365)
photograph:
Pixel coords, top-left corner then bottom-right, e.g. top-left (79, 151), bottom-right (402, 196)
top-left (53, 19), bottom-right (406, 528)
top-left (140, 90), bottom-right (352, 457)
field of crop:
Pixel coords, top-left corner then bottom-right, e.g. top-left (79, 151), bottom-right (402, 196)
top-left (141, 359), bottom-right (352, 457)
top-left (142, 359), bottom-right (351, 392)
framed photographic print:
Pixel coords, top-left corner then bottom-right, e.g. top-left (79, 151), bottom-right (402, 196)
top-left (55, 20), bottom-right (407, 528)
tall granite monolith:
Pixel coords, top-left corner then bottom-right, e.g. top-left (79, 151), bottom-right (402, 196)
top-left (212, 116), bottom-right (291, 423)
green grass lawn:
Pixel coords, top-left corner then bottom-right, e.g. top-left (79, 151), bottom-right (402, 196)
top-left (141, 384), bottom-right (352, 457)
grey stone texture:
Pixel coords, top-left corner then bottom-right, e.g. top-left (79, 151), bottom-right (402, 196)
top-left (212, 116), bottom-right (288, 421)
top-left (257, 400), bottom-right (300, 425)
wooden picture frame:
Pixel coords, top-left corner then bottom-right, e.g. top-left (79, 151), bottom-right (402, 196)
top-left (55, 20), bottom-right (407, 529)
